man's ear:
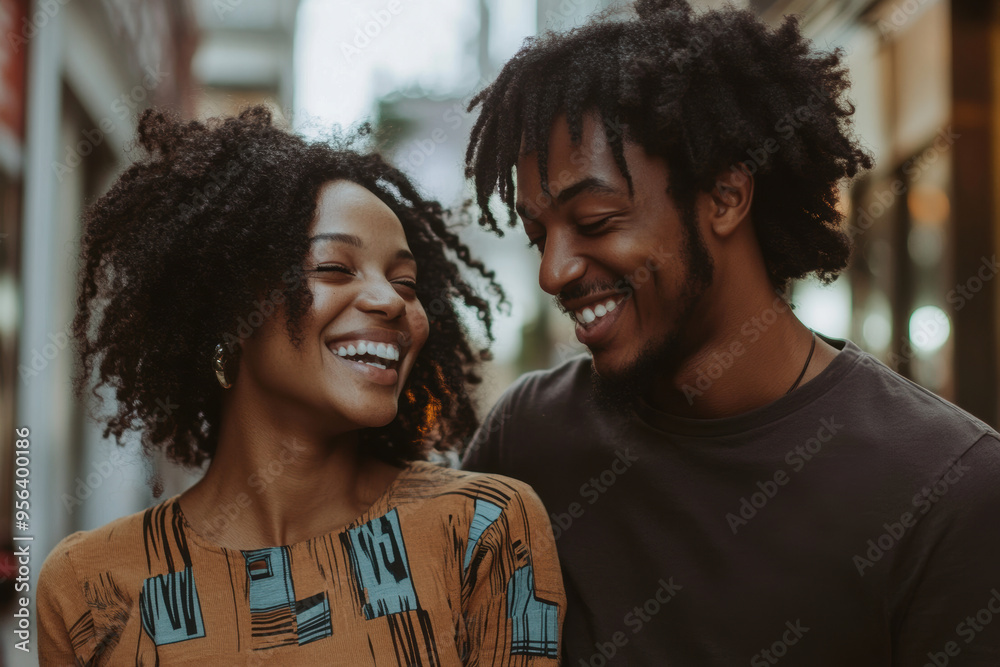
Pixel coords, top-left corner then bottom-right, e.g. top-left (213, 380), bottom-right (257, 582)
top-left (705, 166), bottom-right (754, 238)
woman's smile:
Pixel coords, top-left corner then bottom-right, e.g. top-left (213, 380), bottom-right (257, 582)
top-left (326, 328), bottom-right (410, 386)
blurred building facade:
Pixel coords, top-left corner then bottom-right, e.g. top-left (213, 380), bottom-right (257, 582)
top-left (2, 0), bottom-right (299, 662)
top-left (755, 0), bottom-right (998, 427)
top-left (3, 0), bottom-right (195, 663)
top-left (191, 0), bottom-right (299, 120)
top-left (0, 0), bottom-right (28, 596)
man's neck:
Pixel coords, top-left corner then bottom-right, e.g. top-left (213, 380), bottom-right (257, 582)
top-left (647, 300), bottom-right (841, 420)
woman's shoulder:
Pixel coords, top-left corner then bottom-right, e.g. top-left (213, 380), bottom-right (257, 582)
top-left (40, 495), bottom-right (178, 585)
top-left (397, 460), bottom-right (550, 519)
top-left (405, 460), bottom-right (543, 498)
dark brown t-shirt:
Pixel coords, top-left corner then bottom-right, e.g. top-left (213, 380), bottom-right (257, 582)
top-left (463, 335), bottom-right (1000, 665)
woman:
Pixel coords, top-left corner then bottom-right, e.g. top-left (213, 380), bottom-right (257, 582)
top-left (37, 107), bottom-right (565, 665)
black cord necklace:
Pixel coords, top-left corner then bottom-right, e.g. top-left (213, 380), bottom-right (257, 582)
top-left (785, 331), bottom-right (817, 395)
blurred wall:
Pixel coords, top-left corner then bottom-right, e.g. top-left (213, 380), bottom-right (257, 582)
top-left (769, 0), bottom-right (1000, 426)
top-left (3, 0), bottom-right (301, 663)
top-left (5, 2), bottom-right (195, 663)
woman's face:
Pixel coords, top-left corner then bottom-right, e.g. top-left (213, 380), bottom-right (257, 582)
top-left (236, 180), bottom-right (430, 433)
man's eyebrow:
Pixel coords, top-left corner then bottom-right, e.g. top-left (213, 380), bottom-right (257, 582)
top-left (515, 177), bottom-right (625, 219)
top-left (309, 232), bottom-right (364, 248)
top-left (555, 177), bottom-right (623, 204)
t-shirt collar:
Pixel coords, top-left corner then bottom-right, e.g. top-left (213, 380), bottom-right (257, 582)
top-left (633, 334), bottom-right (864, 438)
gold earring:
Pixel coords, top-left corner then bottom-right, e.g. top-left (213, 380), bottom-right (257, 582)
top-left (213, 343), bottom-right (232, 389)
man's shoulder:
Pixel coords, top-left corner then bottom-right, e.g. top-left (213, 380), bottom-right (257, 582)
top-left (495, 353), bottom-right (594, 413)
top-left (463, 354), bottom-right (609, 473)
top-left (848, 345), bottom-right (999, 444)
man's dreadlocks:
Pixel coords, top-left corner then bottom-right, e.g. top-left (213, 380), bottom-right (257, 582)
top-left (465, 0), bottom-right (873, 293)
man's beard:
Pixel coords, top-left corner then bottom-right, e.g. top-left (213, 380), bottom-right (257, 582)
top-left (590, 201), bottom-right (714, 412)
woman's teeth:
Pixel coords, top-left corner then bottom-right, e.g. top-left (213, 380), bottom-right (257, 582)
top-left (333, 340), bottom-right (400, 369)
top-left (574, 299), bottom-right (618, 324)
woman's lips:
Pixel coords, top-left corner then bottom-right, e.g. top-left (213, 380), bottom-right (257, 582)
top-left (331, 349), bottom-right (399, 386)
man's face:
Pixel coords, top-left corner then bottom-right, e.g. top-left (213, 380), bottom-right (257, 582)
top-left (514, 113), bottom-right (714, 398)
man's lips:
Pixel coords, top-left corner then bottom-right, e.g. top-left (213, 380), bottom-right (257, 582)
top-left (570, 293), bottom-right (630, 347)
top-left (561, 292), bottom-right (628, 326)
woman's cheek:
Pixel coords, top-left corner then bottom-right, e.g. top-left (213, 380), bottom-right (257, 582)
top-left (396, 305), bottom-right (429, 388)
top-left (410, 302), bottom-right (430, 355)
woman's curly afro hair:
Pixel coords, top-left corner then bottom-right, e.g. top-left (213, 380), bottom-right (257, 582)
top-left (74, 105), bottom-right (503, 470)
top-left (466, 0), bottom-right (874, 293)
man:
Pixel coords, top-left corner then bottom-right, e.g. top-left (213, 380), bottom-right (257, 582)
top-left (461, 0), bottom-right (1000, 664)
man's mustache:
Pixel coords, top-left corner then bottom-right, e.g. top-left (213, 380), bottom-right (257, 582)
top-left (555, 280), bottom-right (620, 313)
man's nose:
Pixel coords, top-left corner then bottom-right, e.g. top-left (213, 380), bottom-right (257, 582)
top-left (538, 233), bottom-right (586, 295)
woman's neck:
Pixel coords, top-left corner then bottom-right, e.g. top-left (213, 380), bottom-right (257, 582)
top-left (178, 383), bottom-right (403, 549)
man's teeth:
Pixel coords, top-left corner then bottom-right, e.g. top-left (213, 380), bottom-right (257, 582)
top-left (575, 299), bottom-right (618, 324)
top-left (333, 340), bottom-right (400, 364)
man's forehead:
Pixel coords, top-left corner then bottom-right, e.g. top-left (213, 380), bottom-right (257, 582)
top-left (512, 112), bottom-right (639, 219)
top-left (514, 171), bottom-right (630, 221)
top-left (517, 112), bottom-right (613, 167)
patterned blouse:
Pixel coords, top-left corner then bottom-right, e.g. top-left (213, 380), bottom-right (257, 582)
top-left (37, 461), bottom-right (565, 665)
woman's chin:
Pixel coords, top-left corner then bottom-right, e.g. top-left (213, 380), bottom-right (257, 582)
top-left (339, 406), bottom-right (399, 431)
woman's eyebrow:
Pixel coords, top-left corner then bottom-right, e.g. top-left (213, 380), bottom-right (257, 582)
top-left (310, 233), bottom-right (415, 263)
top-left (309, 232), bottom-right (364, 247)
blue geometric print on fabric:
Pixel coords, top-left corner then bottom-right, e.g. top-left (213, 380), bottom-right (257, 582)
top-left (295, 592), bottom-right (332, 645)
top-left (506, 565), bottom-right (559, 657)
top-left (463, 499), bottom-right (503, 572)
top-left (241, 547), bottom-right (334, 648)
top-left (344, 508), bottom-right (419, 620)
top-left (243, 547), bottom-right (294, 612)
top-left (139, 566), bottom-right (206, 646)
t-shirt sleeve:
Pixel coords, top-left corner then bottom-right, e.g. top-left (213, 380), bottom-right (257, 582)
top-left (37, 533), bottom-right (90, 666)
top-left (461, 377), bottom-right (525, 475)
top-left (460, 478), bottom-right (565, 665)
top-left (891, 433), bottom-right (1000, 665)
